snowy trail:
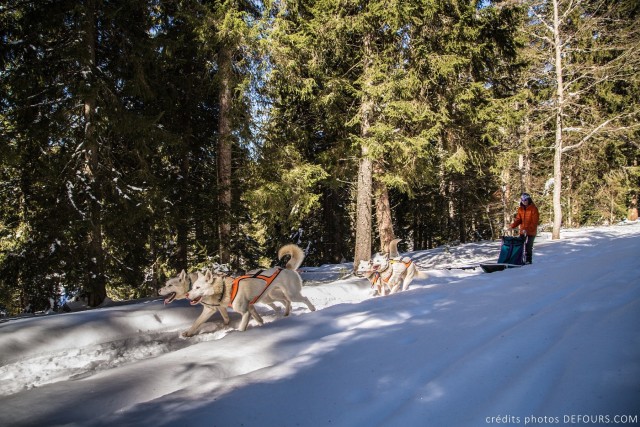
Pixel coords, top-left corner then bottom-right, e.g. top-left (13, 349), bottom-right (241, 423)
top-left (1, 224), bottom-right (639, 427)
top-left (0, 275), bottom-right (370, 398)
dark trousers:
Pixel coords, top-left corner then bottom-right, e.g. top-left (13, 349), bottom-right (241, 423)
top-left (525, 235), bottom-right (535, 264)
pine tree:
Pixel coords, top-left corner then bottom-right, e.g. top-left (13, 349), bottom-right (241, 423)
top-left (0, 0), bottom-right (194, 311)
top-left (192, 0), bottom-right (261, 264)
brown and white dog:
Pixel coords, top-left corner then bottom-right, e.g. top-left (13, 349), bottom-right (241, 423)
top-left (186, 244), bottom-right (316, 333)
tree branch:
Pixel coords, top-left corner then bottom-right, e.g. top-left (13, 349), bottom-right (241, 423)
top-left (562, 114), bottom-right (640, 152)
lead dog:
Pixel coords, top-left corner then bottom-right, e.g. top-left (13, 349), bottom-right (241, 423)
top-left (160, 265), bottom-right (290, 337)
top-left (356, 239), bottom-right (425, 295)
top-left (187, 244), bottom-right (316, 333)
top-left (159, 269), bottom-right (231, 337)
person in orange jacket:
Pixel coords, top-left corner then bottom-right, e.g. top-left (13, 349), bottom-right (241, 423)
top-left (509, 192), bottom-right (540, 264)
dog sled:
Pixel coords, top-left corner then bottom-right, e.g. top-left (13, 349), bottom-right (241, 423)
top-left (442, 234), bottom-right (528, 273)
top-left (479, 235), bottom-right (527, 273)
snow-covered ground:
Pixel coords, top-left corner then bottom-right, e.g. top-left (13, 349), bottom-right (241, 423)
top-left (1, 223), bottom-right (639, 427)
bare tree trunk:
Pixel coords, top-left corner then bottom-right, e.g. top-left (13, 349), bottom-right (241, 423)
top-left (552, 115), bottom-right (563, 239)
top-left (551, 0), bottom-right (564, 240)
top-left (521, 116), bottom-right (532, 192)
top-left (373, 162), bottom-right (395, 253)
top-left (457, 194), bottom-right (466, 243)
top-left (629, 193), bottom-right (638, 221)
top-left (518, 152), bottom-right (531, 193)
top-left (566, 172), bottom-right (573, 228)
top-left (501, 168), bottom-right (511, 232)
top-left (175, 151), bottom-right (190, 272)
top-left (217, 46), bottom-right (233, 264)
top-left (354, 151), bottom-right (373, 269)
top-left (448, 180), bottom-right (456, 237)
top-left (439, 131), bottom-right (457, 239)
top-left (82, 0), bottom-right (106, 306)
top-left (354, 34), bottom-right (374, 269)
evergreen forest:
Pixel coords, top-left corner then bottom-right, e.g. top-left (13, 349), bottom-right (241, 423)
top-left (1, 0), bottom-right (638, 315)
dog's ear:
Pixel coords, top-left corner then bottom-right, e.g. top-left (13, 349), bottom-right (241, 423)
top-left (211, 262), bottom-right (220, 273)
top-left (179, 269), bottom-right (186, 280)
top-left (204, 269), bottom-right (213, 282)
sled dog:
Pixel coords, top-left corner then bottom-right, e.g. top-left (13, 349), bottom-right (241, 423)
top-left (187, 244), bottom-right (316, 333)
top-left (356, 239), bottom-right (425, 295)
top-left (159, 269), bottom-right (231, 337)
top-left (161, 266), bottom-right (288, 337)
top-left (159, 269), bottom-right (197, 304)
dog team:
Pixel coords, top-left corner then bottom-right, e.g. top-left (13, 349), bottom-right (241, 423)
top-left (159, 239), bottom-right (425, 337)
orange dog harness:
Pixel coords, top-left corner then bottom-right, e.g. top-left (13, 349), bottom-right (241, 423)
top-left (390, 258), bottom-right (412, 269)
top-left (369, 259), bottom-right (412, 288)
top-left (229, 268), bottom-right (283, 307)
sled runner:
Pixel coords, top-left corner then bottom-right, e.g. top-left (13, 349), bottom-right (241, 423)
top-left (442, 265), bottom-right (479, 271)
top-left (479, 235), bottom-right (528, 273)
top-left (479, 263), bottom-right (523, 273)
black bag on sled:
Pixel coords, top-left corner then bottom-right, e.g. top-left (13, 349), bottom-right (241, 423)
top-left (480, 235), bottom-right (527, 273)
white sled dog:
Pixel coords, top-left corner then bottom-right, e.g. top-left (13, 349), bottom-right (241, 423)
top-left (187, 244), bottom-right (316, 333)
top-left (159, 269), bottom-right (231, 337)
top-left (356, 238), bottom-right (425, 295)
top-left (160, 266), bottom-right (288, 337)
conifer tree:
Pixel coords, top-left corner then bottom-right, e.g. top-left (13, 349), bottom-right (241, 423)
top-left (197, 1), bottom-right (259, 264)
top-left (1, 0), bottom-right (184, 310)
top-left (261, 0), bottom-right (525, 262)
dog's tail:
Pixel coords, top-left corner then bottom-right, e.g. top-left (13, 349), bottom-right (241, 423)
top-left (415, 269), bottom-right (429, 280)
top-left (407, 261), bottom-right (428, 280)
top-left (388, 238), bottom-right (402, 258)
top-left (278, 244), bottom-right (305, 270)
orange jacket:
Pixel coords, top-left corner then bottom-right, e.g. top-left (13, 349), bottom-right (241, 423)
top-left (510, 203), bottom-right (540, 236)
